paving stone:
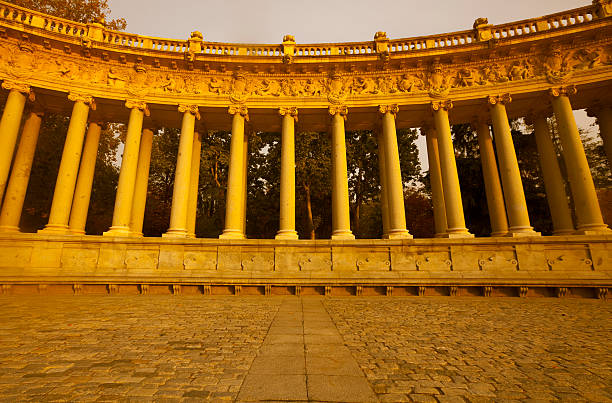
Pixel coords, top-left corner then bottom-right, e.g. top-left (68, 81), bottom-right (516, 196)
top-left (307, 374), bottom-right (378, 402)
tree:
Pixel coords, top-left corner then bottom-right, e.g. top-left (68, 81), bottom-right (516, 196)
top-left (6, 0), bottom-right (127, 30)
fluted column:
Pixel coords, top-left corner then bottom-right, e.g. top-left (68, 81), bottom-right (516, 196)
top-left (473, 117), bottom-right (509, 237)
top-left (587, 105), bottom-right (612, 168)
top-left (68, 122), bottom-right (102, 234)
top-left (40, 94), bottom-right (94, 233)
top-left (0, 111), bottom-right (43, 232)
top-left (329, 105), bottom-right (355, 240)
top-left (551, 86), bottom-right (610, 234)
top-left (431, 100), bottom-right (473, 238)
top-left (164, 104), bottom-right (200, 238)
top-left (129, 128), bottom-right (154, 237)
top-left (187, 131), bottom-right (202, 238)
top-left (105, 101), bottom-right (149, 236)
top-left (423, 126), bottom-right (447, 237)
top-left (379, 105), bottom-right (411, 239)
top-left (376, 128), bottom-right (390, 238)
top-left (0, 81), bottom-right (33, 202)
top-left (530, 114), bottom-right (575, 235)
top-left (488, 94), bottom-right (539, 236)
top-left (220, 105), bottom-right (248, 239)
top-left (276, 107), bottom-right (299, 240)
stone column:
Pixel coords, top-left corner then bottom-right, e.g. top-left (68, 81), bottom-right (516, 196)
top-left (276, 107), bottom-right (299, 240)
top-left (187, 131), bottom-right (202, 238)
top-left (488, 94), bottom-right (539, 236)
top-left (551, 86), bottom-right (610, 234)
top-left (423, 126), bottom-right (447, 238)
top-left (376, 128), bottom-right (390, 238)
top-left (431, 100), bottom-right (473, 238)
top-left (530, 114), bottom-right (575, 235)
top-left (379, 105), bottom-right (411, 239)
top-left (220, 105), bottom-right (248, 239)
top-left (241, 130), bottom-right (249, 237)
top-left (104, 101), bottom-right (149, 236)
top-left (129, 128), bottom-right (154, 237)
top-left (40, 94), bottom-right (94, 234)
top-left (0, 111), bottom-right (43, 232)
top-left (164, 104), bottom-right (200, 238)
top-left (68, 122), bottom-right (103, 235)
top-left (587, 105), bottom-right (612, 168)
top-left (0, 81), bottom-right (33, 202)
top-left (329, 105), bottom-right (355, 240)
top-left (473, 117), bottom-right (509, 237)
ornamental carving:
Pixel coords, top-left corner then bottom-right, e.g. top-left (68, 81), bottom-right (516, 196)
top-left (487, 93), bottom-right (512, 106)
top-left (327, 73), bottom-right (349, 104)
top-left (228, 104), bottom-right (249, 120)
top-left (543, 45), bottom-right (573, 84)
top-left (125, 100), bottom-right (150, 116)
top-left (549, 85), bottom-right (577, 97)
top-left (378, 104), bottom-right (399, 116)
top-left (229, 72), bottom-right (252, 104)
top-left (427, 62), bottom-right (450, 98)
top-left (328, 104), bottom-right (348, 118)
top-left (1, 80), bottom-right (33, 100)
top-left (431, 99), bottom-right (453, 112)
top-left (278, 106), bottom-right (298, 120)
top-left (178, 104), bottom-right (201, 119)
top-left (68, 93), bottom-right (95, 109)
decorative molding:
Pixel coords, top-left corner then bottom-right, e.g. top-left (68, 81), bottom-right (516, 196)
top-left (125, 99), bottom-right (150, 117)
top-left (178, 104), bottom-right (201, 120)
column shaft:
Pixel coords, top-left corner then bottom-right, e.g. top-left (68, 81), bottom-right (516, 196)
top-left (187, 132), bottom-right (202, 238)
top-left (431, 103), bottom-right (472, 237)
top-left (377, 130), bottom-right (390, 238)
top-left (129, 128), bottom-right (154, 236)
top-left (165, 107), bottom-right (197, 237)
top-left (0, 88), bottom-right (29, 202)
top-left (552, 92), bottom-right (609, 233)
top-left (380, 109), bottom-right (411, 238)
top-left (532, 115), bottom-right (575, 235)
top-left (489, 98), bottom-right (538, 236)
top-left (105, 106), bottom-right (145, 236)
top-left (424, 129), bottom-right (447, 237)
top-left (276, 110), bottom-right (299, 239)
top-left (68, 122), bottom-right (102, 234)
top-left (220, 110), bottom-right (246, 239)
top-left (0, 111), bottom-right (42, 232)
top-left (330, 111), bottom-right (354, 240)
top-left (241, 131), bottom-right (248, 236)
top-left (474, 120), bottom-right (509, 236)
top-left (40, 98), bottom-right (91, 233)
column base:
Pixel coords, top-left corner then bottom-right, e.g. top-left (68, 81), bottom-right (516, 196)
top-left (507, 227), bottom-right (541, 237)
top-left (434, 233), bottom-right (448, 238)
top-left (386, 229), bottom-right (413, 239)
top-left (490, 230), bottom-right (509, 237)
top-left (129, 232), bottom-right (144, 237)
top-left (552, 228), bottom-right (576, 236)
top-left (187, 233), bottom-right (197, 239)
top-left (162, 228), bottom-right (189, 238)
top-left (68, 228), bottom-right (86, 235)
top-left (0, 225), bottom-right (21, 233)
top-left (574, 224), bottom-right (611, 235)
top-left (275, 230), bottom-right (299, 240)
top-left (38, 224), bottom-right (70, 235)
top-left (219, 229), bottom-right (245, 240)
top-left (441, 228), bottom-right (474, 238)
top-left (103, 226), bottom-right (133, 237)
top-left (331, 230), bottom-right (355, 240)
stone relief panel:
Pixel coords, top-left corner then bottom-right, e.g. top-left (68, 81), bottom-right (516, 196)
top-left (544, 246), bottom-right (594, 271)
top-left (296, 253), bottom-right (332, 272)
top-left (240, 252), bottom-right (274, 272)
top-left (0, 245), bottom-right (32, 268)
top-left (183, 250), bottom-right (217, 271)
top-left (61, 247), bottom-right (99, 270)
top-left (125, 249), bottom-right (159, 270)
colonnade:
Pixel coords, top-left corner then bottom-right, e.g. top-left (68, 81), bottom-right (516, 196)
top-left (0, 82), bottom-right (610, 239)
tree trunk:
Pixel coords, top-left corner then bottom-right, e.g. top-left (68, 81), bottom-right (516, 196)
top-left (304, 183), bottom-right (315, 240)
top-left (354, 198), bottom-right (361, 238)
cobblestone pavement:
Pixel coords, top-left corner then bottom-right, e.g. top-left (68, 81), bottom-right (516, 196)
top-left (0, 296), bottom-right (610, 402)
top-left (324, 297), bottom-right (612, 402)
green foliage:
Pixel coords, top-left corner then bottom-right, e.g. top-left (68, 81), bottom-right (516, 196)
top-left (6, 0), bottom-right (127, 30)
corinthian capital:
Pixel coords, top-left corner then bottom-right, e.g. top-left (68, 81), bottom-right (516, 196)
top-left (228, 105), bottom-right (249, 121)
top-left (328, 105), bottom-right (348, 119)
top-left (431, 100), bottom-right (453, 112)
top-left (378, 104), bottom-right (399, 117)
top-left (125, 100), bottom-right (150, 117)
top-left (178, 104), bottom-right (201, 120)
top-left (487, 93), bottom-right (512, 106)
top-left (549, 85), bottom-right (577, 98)
top-left (279, 106), bottom-right (298, 121)
top-left (68, 93), bottom-right (96, 110)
